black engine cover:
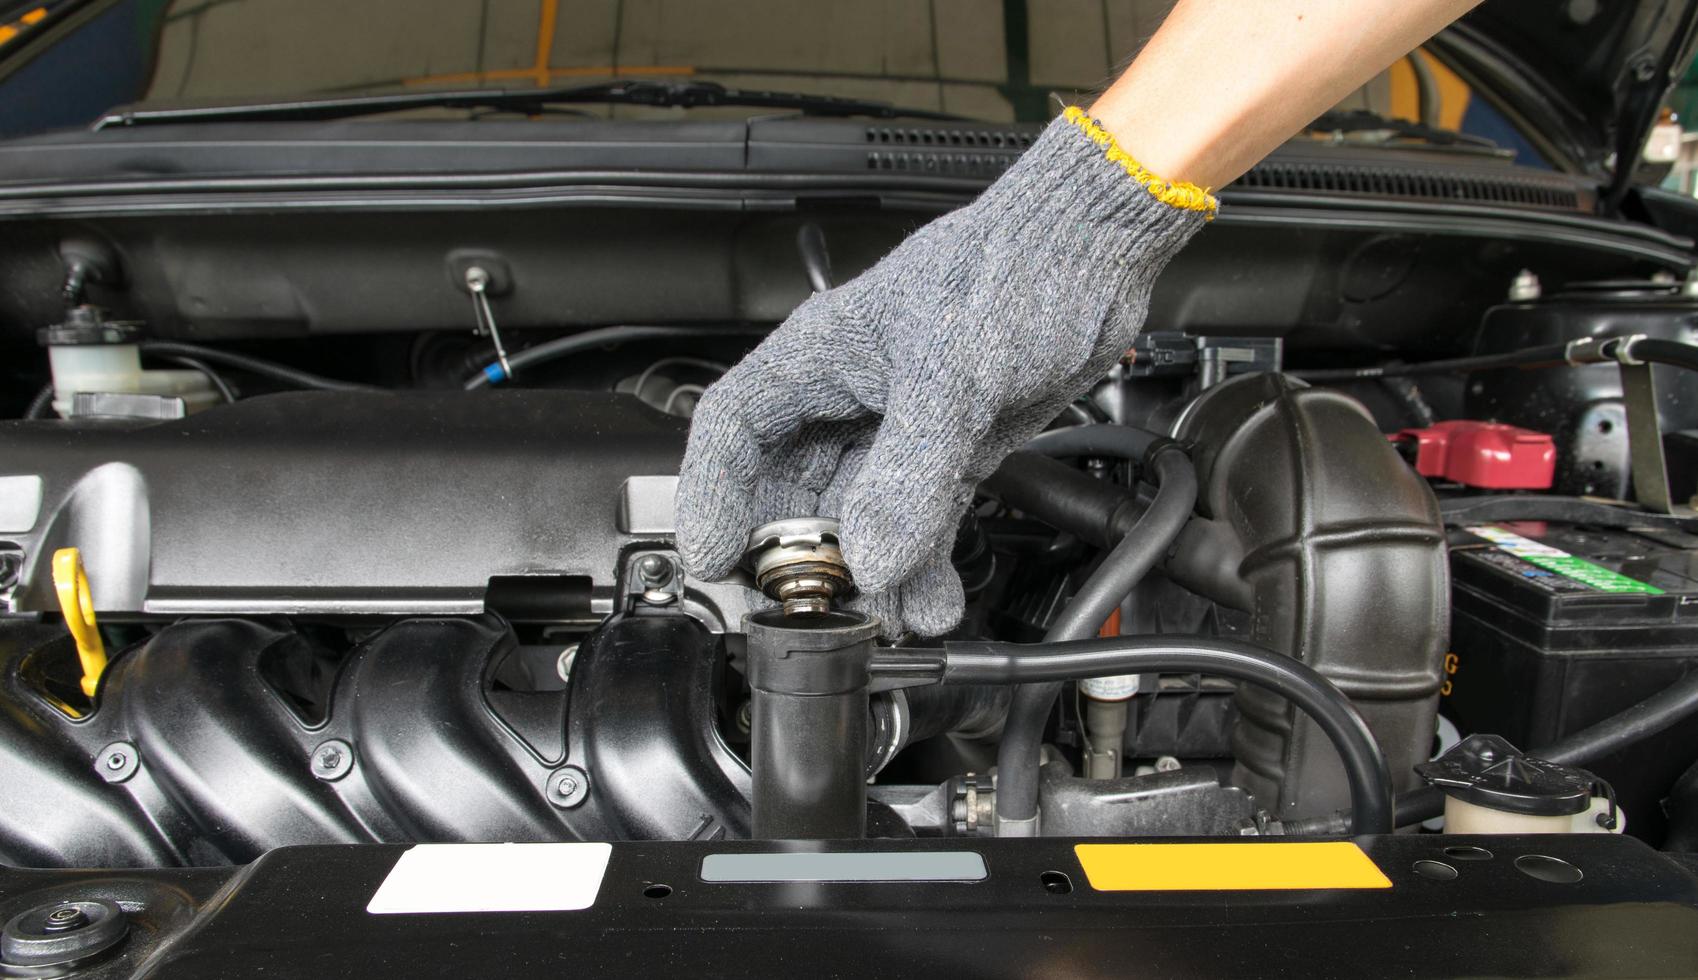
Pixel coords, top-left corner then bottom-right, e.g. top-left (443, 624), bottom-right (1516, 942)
top-left (0, 390), bottom-right (685, 617)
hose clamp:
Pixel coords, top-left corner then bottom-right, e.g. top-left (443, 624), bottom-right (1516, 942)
top-left (1613, 333), bottom-right (1649, 366)
top-left (1564, 336), bottom-right (1605, 366)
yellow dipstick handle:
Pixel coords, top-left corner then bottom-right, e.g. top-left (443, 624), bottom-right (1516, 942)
top-left (51, 548), bottom-right (107, 698)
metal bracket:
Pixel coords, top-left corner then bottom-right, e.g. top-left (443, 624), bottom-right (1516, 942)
top-left (1619, 360), bottom-right (1692, 515)
top-left (464, 266), bottom-right (513, 382)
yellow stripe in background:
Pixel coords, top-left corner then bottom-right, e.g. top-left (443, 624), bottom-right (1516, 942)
top-left (1075, 841), bottom-right (1392, 892)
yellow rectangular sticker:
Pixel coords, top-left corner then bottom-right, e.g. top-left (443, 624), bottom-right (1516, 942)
top-left (1074, 842), bottom-right (1392, 892)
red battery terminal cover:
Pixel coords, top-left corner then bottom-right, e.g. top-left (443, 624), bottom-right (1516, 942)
top-left (1391, 421), bottom-right (1556, 489)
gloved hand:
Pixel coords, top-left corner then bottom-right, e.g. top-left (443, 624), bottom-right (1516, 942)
top-left (675, 108), bottom-right (1213, 636)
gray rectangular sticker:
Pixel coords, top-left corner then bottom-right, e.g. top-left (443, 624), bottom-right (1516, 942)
top-left (700, 851), bottom-right (987, 883)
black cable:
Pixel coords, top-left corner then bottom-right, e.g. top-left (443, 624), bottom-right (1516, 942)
top-left (150, 354), bottom-right (237, 403)
top-left (1294, 335), bottom-right (1698, 385)
top-left (24, 383), bottom-right (53, 419)
top-left (992, 442), bottom-right (1198, 834)
top-left (1625, 337), bottom-right (1698, 373)
top-left (1292, 344), bottom-right (1571, 383)
top-left (947, 634), bottom-right (1394, 836)
top-left (463, 325), bottom-right (769, 389)
top-left (1285, 667), bottom-right (1698, 835)
top-left (140, 341), bottom-right (378, 392)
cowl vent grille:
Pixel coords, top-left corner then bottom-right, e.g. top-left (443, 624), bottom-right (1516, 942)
top-left (865, 150), bottom-right (1016, 176)
top-left (856, 127), bottom-right (1583, 211)
top-left (863, 126), bottom-right (1031, 177)
top-left (865, 126), bottom-right (1034, 149)
top-left (1235, 161), bottom-right (1582, 210)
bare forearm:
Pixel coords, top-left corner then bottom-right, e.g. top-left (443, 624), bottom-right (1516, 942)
top-left (1092, 0), bottom-right (1481, 189)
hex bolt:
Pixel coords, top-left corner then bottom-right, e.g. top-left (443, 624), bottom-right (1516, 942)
top-left (93, 741), bottom-right (138, 784)
top-left (310, 739), bottom-right (354, 782)
top-left (41, 906), bottom-right (88, 933)
top-left (546, 765), bottom-right (590, 809)
top-left (636, 554), bottom-right (674, 588)
top-left (636, 554), bottom-right (679, 605)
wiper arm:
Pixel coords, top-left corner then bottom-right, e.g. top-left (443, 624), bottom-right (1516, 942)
top-left (1304, 109), bottom-right (1498, 150)
top-left (93, 80), bottom-right (968, 129)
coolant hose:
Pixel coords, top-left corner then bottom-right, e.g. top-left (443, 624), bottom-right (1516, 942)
top-left (942, 635), bottom-right (1395, 835)
top-left (1286, 666), bottom-right (1698, 834)
top-left (992, 442), bottom-right (1198, 835)
top-left (1024, 424), bottom-right (1162, 460)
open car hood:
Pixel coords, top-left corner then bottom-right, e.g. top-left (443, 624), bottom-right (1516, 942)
top-left (1442, 0), bottom-right (1698, 194)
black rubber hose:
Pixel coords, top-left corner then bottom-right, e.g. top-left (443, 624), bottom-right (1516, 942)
top-left (948, 635), bottom-right (1394, 835)
top-left (903, 684), bottom-right (1009, 743)
top-left (1286, 667), bottom-right (1698, 834)
top-left (24, 384), bottom-right (53, 419)
top-left (981, 451), bottom-right (1142, 550)
top-left (1024, 424), bottom-right (1162, 460)
top-left (140, 341), bottom-right (378, 392)
top-left (462, 325), bottom-right (769, 389)
top-left (1540, 668), bottom-right (1698, 767)
top-left (992, 444), bottom-right (1198, 834)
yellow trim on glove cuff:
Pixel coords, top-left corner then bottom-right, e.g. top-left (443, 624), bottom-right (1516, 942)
top-left (1062, 106), bottom-right (1219, 219)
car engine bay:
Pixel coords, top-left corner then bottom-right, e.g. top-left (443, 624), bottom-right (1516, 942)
top-left (5, 202), bottom-right (1698, 868)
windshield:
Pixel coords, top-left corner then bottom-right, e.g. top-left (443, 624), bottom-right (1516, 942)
top-left (0, 0), bottom-right (1542, 163)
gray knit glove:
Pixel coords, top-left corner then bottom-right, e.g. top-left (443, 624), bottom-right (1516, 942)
top-left (676, 108), bottom-right (1212, 636)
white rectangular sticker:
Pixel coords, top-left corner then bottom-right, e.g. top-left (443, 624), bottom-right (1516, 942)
top-left (366, 842), bottom-right (612, 915)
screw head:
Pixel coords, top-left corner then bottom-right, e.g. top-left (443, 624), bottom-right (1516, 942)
top-left (93, 741), bottom-right (138, 784)
top-left (546, 766), bottom-right (590, 809)
top-left (311, 739), bottom-right (354, 781)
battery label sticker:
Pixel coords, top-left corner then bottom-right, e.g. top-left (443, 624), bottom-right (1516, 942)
top-left (1466, 525), bottom-right (1664, 595)
top-left (701, 851), bottom-right (987, 883)
top-left (1074, 842), bottom-right (1391, 891)
top-left (366, 842), bottom-right (612, 914)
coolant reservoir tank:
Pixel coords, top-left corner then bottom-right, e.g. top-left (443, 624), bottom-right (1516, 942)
top-left (1416, 733), bottom-right (1623, 834)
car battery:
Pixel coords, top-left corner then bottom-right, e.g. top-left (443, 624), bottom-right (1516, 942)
top-left (1445, 520), bottom-right (1698, 845)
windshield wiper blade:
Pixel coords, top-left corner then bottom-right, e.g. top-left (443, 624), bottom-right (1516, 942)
top-left (93, 80), bottom-right (968, 129)
top-left (1304, 109), bottom-right (1498, 150)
